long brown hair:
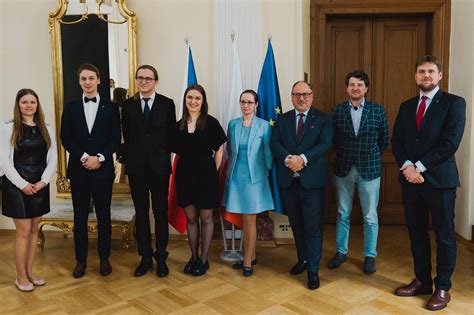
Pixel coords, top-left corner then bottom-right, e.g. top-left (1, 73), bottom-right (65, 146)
top-left (11, 88), bottom-right (51, 149)
top-left (178, 84), bottom-right (208, 131)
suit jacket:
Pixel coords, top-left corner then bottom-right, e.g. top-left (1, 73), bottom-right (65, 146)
top-left (121, 92), bottom-right (176, 175)
top-left (226, 116), bottom-right (273, 184)
top-left (270, 107), bottom-right (333, 189)
top-left (332, 101), bottom-right (389, 180)
top-left (60, 98), bottom-right (121, 180)
top-left (391, 89), bottom-right (466, 188)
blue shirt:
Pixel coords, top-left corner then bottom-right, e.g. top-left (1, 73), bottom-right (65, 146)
top-left (349, 98), bottom-right (365, 136)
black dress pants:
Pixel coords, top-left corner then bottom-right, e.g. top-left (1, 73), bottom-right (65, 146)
top-left (70, 175), bottom-right (113, 263)
top-left (401, 185), bottom-right (457, 290)
top-left (281, 178), bottom-right (325, 273)
top-left (128, 167), bottom-right (170, 260)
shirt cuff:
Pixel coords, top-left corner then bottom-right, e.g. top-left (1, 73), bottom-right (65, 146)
top-left (415, 161), bottom-right (427, 173)
top-left (300, 154), bottom-right (308, 166)
top-left (284, 155), bottom-right (291, 167)
top-left (401, 160), bottom-right (414, 169)
top-left (80, 153), bottom-right (90, 162)
top-left (97, 154), bottom-right (105, 162)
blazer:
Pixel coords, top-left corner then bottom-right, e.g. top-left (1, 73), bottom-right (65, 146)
top-left (0, 121), bottom-right (58, 189)
top-left (270, 107), bottom-right (333, 189)
top-left (226, 116), bottom-right (273, 184)
top-left (60, 98), bottom-right (121, 180)
top-left (121, 92), bottom-right (176, 175)
top-left (332, 101), bottom-right (389, 180)
top-left (391, 89), bottom-right (466, 188)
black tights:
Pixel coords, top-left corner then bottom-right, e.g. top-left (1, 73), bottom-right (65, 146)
top-left (184, 206), bottom-right (214, 262)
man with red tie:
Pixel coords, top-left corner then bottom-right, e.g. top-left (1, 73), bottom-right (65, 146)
top-left (391, 55), bottom-right (466, 311)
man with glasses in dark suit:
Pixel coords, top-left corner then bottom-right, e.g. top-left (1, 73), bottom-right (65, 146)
top-left (122, 65), bottom-right (176, 277)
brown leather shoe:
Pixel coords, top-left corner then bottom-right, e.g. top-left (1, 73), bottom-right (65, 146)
top-left (100, 259), bottom-right (112, 276)
top-left (73, 262), bottom-right (87, 278)
top-left (395, 279), bottom-right (433, 296)
top-left (427, 289), bottom-right (451, 311)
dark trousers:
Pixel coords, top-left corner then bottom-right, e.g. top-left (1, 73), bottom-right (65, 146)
top-left (70, 175), bottom-right (113, 263)
top-left (401, 186), bottom-right (457, 290)
top-left (281, 178), bottom-right (325, 272)
top-left (128, 167), bottom-right (170, 260)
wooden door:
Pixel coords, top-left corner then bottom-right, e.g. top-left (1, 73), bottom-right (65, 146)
top-left (323, 15), bottom-right (429, 224)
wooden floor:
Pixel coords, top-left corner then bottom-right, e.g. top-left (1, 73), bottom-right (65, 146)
top-left (0, 226), bottom-right (473, 314)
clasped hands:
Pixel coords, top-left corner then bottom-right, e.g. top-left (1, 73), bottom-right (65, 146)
top-left (286, 155), bottom-right (305, 173)
top-left (22, 181), bottom-right (46, 195)
top-left (401, 164), bottom-right (424, 184)
top-left (81, 155), bottom-right (101, 171)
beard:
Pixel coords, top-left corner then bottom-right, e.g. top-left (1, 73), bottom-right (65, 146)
top-left (417, 82), bottom-right (437, 92)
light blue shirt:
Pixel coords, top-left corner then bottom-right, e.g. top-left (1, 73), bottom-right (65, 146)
top-left (294, 108), bottom-right (310, 133)
top-left (349, 98), bottom-right (365, 136)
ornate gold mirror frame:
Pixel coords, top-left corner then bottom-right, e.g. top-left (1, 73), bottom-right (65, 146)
top-left (49, 0), bottom-right (137, 198)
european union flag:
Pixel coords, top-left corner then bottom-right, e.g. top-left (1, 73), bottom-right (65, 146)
top-left (257, 39), bottom-right (285, 214)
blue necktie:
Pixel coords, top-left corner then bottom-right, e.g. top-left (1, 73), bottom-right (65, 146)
top-left (143, 98), bottom-right (150, 121)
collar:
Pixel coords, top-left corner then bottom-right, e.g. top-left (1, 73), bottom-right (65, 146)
top-left (295, 108), bottom-right (310, 117)
top-left (419, 85), bottom-right (439, 101)
top-left (349, 98), bottom-right (365, 109)
top-left (140, 92), bottom-right (155, 102)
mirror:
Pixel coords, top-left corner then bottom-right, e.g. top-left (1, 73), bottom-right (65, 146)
top-left (49, 0), bottom-right (137, 198)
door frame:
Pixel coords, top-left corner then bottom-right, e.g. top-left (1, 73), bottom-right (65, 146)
top-left (311, 0), bottom-right (451, 108)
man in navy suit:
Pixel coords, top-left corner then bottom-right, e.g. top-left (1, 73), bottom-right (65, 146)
top-left (61, 63), bottom-right (121, 278)
top-left (122, 65), bottom-right (176, 277)
top-left (328, 70), bottom-right (389, 274)
top-left (270, 81), bottom-right (333, 290)
top-left (392, 55), bottom-right (466, 311)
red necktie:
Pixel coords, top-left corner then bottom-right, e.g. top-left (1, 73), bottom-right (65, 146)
top-left (296, 113), bottom-right (304, 141)
top-left (416, 96), bottom-right (427, 131)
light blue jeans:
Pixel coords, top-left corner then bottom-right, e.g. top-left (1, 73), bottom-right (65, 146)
top-left (333, 166), bottom-right (380, 257)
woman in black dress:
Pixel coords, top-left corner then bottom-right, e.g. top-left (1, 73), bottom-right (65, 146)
top-left (0, 89), bottom-right (57, 291)
top-left (174, 84), bottom-right (226, 276)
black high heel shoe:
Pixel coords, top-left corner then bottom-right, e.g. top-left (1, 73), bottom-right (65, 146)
top-left (243, 266), bottom-right (254, 277)
top-left (183, 257), bottom-right (198, 274)
top-left (192, 259), bottom-right (209, 276)
top-left (232, 258), bottom-right (257, 269)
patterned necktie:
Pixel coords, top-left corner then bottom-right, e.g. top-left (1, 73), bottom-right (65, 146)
top-left (143, 98), bottom-right (150, 121)
top-left (416, 95), bottom-right (427, 131)
top-left (296, 113), bottom-right (305, 141)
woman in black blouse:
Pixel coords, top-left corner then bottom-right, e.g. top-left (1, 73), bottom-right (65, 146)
top-left (174, 84), bottom-right (226, 276)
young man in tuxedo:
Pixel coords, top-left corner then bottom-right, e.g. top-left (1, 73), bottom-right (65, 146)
top-left (392, 55), bottom-right (466, 311)
top-left (270, 81), bottom-right (333, 290)
top-left (328, 70), bottom-right (389, 274)
top-left (61, 63), bottom-right (121, 278)
top-left (121, 65), bottom-right (176, 277)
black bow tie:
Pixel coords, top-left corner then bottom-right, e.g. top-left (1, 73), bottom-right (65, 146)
top-left (84, 96), bottom-right (97, 103)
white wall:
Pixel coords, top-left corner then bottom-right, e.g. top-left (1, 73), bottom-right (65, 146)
top-left (450, 0), bottom-right (474, 240)
top-left (1, 0), bottom-right (473, 239)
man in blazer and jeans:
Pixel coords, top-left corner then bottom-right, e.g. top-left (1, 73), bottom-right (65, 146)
top-left (328, 70), bottom-right (389, 274)
top-left (270, 81), bottom-right (333, 290)
top-left (392, 55), bottom-right (466, 311)
top-left (61, 63), bottom-right (121, 278)
top-left (122, 65), bottom-right (176, 277)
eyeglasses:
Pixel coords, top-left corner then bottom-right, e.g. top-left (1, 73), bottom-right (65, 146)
top-left (135, 76), bottom-right (155, 83)
top-left (291, 92), bottom-right (313, 99)
top-left (240, 101), bottom-right (256, 106)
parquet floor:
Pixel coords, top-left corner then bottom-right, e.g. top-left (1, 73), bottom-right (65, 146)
top-left (0, 226), bottom-right (473, 314)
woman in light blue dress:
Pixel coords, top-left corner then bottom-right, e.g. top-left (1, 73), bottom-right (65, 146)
top-left (222, 89), bottom-right (274, 276)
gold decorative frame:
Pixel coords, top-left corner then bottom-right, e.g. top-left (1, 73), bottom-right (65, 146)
top-left (49, 0), bottom-right (137, 198)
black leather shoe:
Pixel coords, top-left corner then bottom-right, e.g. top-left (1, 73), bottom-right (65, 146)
top-left (100, 259), bottom-right (112, 276)
top-left (192, 260), bottom-right (209, 276)
top-left (307, 271), bottom-right (320, 290)
top-left (134, 257), bottom-right (153, 277)
top-left (154, 251), bottom-right (169, 277)
top-left (363, 257), bottom-right (376, 274)
top-left (289, 260), bottom-right (308, 275)
top-left (243, 267), bottom-right (254, 277)
top-left (232, 258), bottom-right (257, 269)
top-left (327, 252), bottom-right (347, 269)
top-left (184, 257), bottom-right (198, 274)
top-left (73, 262), bottom-right (87, 278)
